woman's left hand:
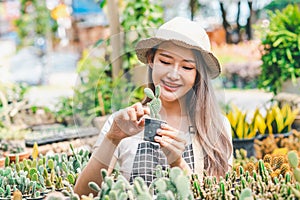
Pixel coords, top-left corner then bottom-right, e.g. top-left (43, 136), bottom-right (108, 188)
top-left (154, 123), bottom-right (188, 165)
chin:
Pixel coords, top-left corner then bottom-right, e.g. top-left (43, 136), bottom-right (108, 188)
top-left (161, 93), bottom-right (180, 102)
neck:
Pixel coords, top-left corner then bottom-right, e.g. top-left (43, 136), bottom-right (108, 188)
top-left (160, 98), bottom-right (191, 132)
top-left (160, 98), bottom-right (187, 118)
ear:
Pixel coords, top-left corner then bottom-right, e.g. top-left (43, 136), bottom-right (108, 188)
top-left (146, 52), bottom-right (154, 68)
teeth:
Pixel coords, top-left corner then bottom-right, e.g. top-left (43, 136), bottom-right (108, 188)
top-left (165, 82), bottom-right (178, 87)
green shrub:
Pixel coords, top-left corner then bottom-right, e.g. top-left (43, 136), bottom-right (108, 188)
top-left (258, 4), bottom-right (300, 95)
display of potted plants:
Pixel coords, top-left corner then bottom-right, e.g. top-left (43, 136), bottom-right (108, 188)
top-left (227, 102), bottom-right (299, 157)
top-left (255, 103), bottom-right (299, 140)
top-left (143, 85), bottom-right (166, 142)
top-left (226, 104), bottom-right (258, 157)
top-left (258, 4), bottom-right (300, 95)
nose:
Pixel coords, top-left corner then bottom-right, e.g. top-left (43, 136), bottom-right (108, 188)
top-left (167, 67), bottom-right (180, 80)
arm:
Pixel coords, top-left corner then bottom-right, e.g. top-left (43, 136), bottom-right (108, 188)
top-left (74, 102), bottom-right (149, 196)
top-left (74, 135), bottom-right (118, 196)
top-left (170, 157), bottom-right (193, 175)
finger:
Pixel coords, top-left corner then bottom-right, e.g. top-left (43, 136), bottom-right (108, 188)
top-left (156, 129), bottom-right (187, 144)
top-left (160, 123), bottom-right (177, 131)
top-left (131, 102), bottom-right (144, 116)
top-left (118, 108), bottom-right (130, 121)
top-left (127, 107), bottom-right (137, 122)
top-left (143, 106), bottom-right (150, 115)
top-left (137, 114), bottom-right (149, 126)
top-left (160, 144), bottom-right (182, 164)
top-left (155, 135), bottom-right (186, 150)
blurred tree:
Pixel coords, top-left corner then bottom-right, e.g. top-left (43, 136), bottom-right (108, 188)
top-left (189, 0), bottom-right (201, 20)
top-left (106, 0), bottom-right (122, 80)
top-left (219, 0), bottom-right (253, 43)
top-left (99, 0), bottom-right (164, 80)
top-left (14, 0), bottom-right (57, 49)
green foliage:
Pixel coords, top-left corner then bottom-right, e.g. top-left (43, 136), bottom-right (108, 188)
top-left (72, 0), bottom-right (164, 122)
top-left (14, 0), bottom-right (56, 47)
top-left (121, 0), bottom-right (164, 71)
top-left (89, 166), bottom-right (193, 200)
top-left (258, 4), bottom-right (300, 94)
top-left (264, 0), bottom-right (300, 11)
top-left (74, 48), bottom-right (146, 125)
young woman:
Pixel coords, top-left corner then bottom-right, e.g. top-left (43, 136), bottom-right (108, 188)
top-left (74, 17), bottom-right (233, 196)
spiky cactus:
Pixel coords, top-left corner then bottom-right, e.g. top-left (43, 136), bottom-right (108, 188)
top-left (144, 85), bottom-right (162, 119)
top-left (287, 151), bottom-right (300, 182)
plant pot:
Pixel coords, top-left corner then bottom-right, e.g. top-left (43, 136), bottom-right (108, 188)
top-left (281, 78), bottom-right (300, 94)
top-left (144, 118), bottom-right (166, 142)
top-left (25, 196), bottom-right (45, 200)
top-left (255, 131), bottom-right (292, 141)
top-left (3, 151), bottom-right (30, 162)
top-left (292, 115), bottom-right (300, 131)
top-left (232, 138), bottom-right (255, 158)
top-left (0, 157), bottom-right (5, 167)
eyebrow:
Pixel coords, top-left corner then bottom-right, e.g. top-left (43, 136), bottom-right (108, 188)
top-left (159, 53), bottom-right (196, 63)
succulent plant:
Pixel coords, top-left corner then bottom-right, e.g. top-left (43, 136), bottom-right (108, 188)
top-left (287, 151), bottom-right (300, 182)
top-left (144, 85), bottom-right (162, 119)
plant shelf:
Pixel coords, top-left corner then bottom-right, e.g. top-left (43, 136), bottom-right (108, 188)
top-left (25, 127), bottom-right (99, 147)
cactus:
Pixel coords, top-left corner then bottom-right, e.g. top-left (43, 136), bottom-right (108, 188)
top-left (287, 151), bottom-right (300, 182)
top-left (144, 85), bottom-right (162, 119)
top-left (4, 156), bottom-right (10, 167)
top-left (61, 185), bottom-right (80, 200)
top-left (67, 173), bottom-right (76, 185)
top-left (133, 177), bottom-right (152, 200)
top-left (5, 185), bottom-right (11, 198)
top-left (239, 188), bottom-right (253, 200)
top-left (88, 182), bottom-right (101, 193)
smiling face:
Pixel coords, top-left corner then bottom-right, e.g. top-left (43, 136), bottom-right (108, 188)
top-left (150, 42), bottom-right (197, 103)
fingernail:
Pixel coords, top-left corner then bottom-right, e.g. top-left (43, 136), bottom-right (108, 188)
top-left (156, 129), bottom-right (161, 134)
top-left (161, 123), bottom-right (166, 128)
top-left (154, 136), bottom-right (161, 142)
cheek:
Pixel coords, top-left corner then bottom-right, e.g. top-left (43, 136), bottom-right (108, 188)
top-left (187, 72), bottom-right (197, 87)
top-left (152, 66), bottom-right (165, 80)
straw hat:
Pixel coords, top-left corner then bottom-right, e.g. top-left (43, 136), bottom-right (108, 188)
top-left (135, 17), bottom-right (221, 79)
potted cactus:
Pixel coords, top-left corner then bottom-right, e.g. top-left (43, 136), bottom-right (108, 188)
top-left (143, 85), bottom-right (166, 142)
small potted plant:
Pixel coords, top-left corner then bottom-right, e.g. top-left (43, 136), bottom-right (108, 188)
top-left (143, 85), bottom-right (166, 142)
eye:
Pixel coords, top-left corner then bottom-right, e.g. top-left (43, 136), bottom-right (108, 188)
top-left (160, 60), bottom-right (170, 65)
top-left (182, 66), bottom-right (194, 70)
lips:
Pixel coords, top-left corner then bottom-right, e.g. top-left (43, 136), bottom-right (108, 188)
top-left (161, 80), bottom-right (181, 92)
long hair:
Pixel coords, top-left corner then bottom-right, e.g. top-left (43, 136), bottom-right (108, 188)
top-left (188, 50), bottom-right (232, 177)
top-left (143, 45), bottom-right (232, 177)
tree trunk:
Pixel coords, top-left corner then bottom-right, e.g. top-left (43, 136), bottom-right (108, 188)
top-left (246, 1), bottom-right (253, 40)
top-left (190, 0), bottom-right (196, 20)
top-left (236, 1), bottom-right (241, 43)
top-left (106, 0), bottom-right (122, 80)
top-left (219, 2), bottom-right (231, 43)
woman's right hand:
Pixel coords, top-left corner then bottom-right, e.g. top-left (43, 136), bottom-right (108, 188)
top-left (106, 102), bottom-right (150, 145)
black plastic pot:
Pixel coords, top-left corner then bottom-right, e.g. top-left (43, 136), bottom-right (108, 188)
top-left (144, 118), bottom-right (166, 142)
top-left (232, 137), bottom-right (255, 158)
top-left (255, 131), bottom-right (292, 141)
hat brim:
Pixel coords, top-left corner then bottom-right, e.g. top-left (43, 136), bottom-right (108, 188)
top-left (135, 37), bottom-right (221, 79)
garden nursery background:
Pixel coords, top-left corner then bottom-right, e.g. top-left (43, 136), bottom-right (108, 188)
top-left (1, 0), bottom-right (300, 199)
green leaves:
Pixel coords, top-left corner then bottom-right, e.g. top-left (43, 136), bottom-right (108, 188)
top-left (258, 4), bottom-right (300, 95)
